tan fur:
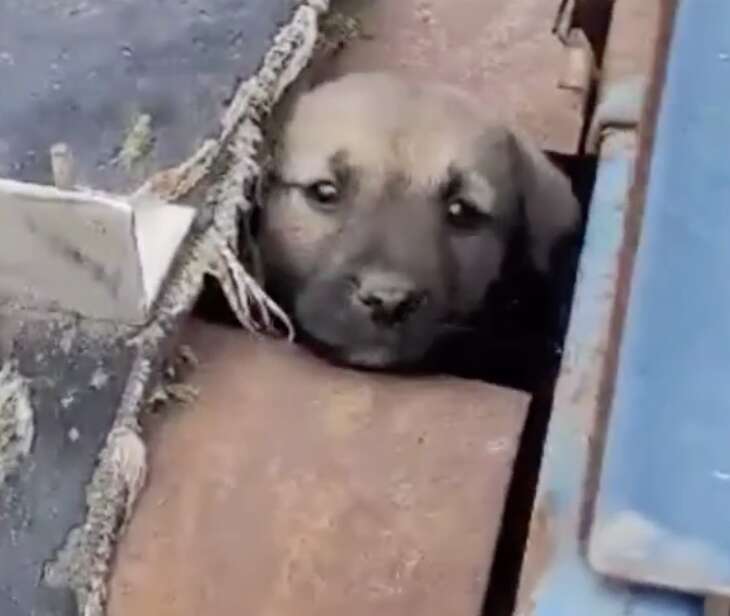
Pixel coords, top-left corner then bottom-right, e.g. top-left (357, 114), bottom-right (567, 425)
top-left (260, 72), bottom-right (580, 368)
top-left (281, 74), bottom-right (487, 185)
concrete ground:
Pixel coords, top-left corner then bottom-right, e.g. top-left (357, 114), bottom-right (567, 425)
top-left (0, 0), bottom-right (298, 193)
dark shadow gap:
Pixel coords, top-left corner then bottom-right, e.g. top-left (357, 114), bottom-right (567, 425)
top-left (479, 152), bottom-right (596, 616)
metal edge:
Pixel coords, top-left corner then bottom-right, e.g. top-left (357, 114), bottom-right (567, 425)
top-left (514, 2), bottom-right (699, 613)
top-left (588, 0), bottom-right (730, 596)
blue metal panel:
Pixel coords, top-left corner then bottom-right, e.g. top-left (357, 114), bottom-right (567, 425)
top-left (515, 130), bottom-right (702, 616)
top-left (590, 0), bottom-right (730, 596)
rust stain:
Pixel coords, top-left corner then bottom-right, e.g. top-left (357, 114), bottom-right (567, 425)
top-left (318, 0), bottom-right (584, 153)
top-left (323, 384), bottom-right (375, 438)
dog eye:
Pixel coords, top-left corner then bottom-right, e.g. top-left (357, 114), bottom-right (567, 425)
top-left (445, 199), bottom-right (490, 229)
top-left (305, 180), bottom-right (339, 205)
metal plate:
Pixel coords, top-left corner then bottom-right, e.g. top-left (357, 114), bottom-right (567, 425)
top-left (318, 0), bottom-right (586, 154)
top-left (0, 179), bottom-right (195, 324)
top-left (515, 130), bottom-right (701, 616)
top-left (589, 0), bottom-right (730, 597)
top-left (107, 321), bottom-right (528, 616)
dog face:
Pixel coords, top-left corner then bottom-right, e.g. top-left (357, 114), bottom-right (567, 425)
top-left (259, 72), bottom-right (579, 368)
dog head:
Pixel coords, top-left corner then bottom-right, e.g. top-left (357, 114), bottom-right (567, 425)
top-left (258, 72), bottom-right (579, 368)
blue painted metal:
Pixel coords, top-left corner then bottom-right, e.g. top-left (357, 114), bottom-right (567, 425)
top-left (515, 128), bottom-right (702, 616)
top-left (589, 0), bottom-right (730, 596)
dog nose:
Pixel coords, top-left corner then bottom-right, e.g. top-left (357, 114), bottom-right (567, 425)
top-left (354, 273), bottom-right (425, 325)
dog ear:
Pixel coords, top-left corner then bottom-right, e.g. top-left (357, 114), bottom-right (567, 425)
top-left (507, 129), bottom-right (580, 272)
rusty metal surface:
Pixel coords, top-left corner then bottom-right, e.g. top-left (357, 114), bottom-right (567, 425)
top-left (107, 320), bottom-right (528, 616)
top-left (599, 0), bottom-right (662, 91)
top-left (320, 0), bottom-right (585, 154)
top-left (587, 0), bottom-right (664, 152)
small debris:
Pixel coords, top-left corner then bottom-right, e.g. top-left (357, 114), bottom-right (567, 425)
top-left (90, 367), bottom-right (110, 390)
top-left (178, 345), bottom-right (199, 368)
top-left (415, 1), bottom-right (436, 26)
top-left (116, 113), bottom-right (155, 172)
top-left (146, 346), bottom-right (200, 412)
top-left (61, 391), bottom-right (76, 409)
top-left (315, 11), bottom-right (372, 57)
top-left (50, 142), bottom-right (77, 190)
top-left (59, 327), bottom-right (75, 354)
top-left (486, 437), bottom-right (509, 454)
top-left (68, 427), bottom-right (80, 442)
top-left (147, 382), bottom-right (199, 410)
top-left (165, 383), bottom-right (200, 404)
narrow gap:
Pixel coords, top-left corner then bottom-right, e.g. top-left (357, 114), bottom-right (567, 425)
top-left (480, 0), bottom-right (617, 612)
top-left (479, 153), bottom-right (597, 616)
top-left (577, 0), bottom-right (618, 153)
top-left (574, 0), bottom-right (616, 65)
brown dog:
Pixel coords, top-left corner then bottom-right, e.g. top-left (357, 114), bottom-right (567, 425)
top-left (258, 72), bottom-right (580, 369)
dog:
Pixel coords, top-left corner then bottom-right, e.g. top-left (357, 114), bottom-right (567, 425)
top-left (257, 72), bottom-right (580, 369)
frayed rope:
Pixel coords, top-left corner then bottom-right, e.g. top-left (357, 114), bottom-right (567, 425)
top-left (206, 225), bottom-right (294, 340)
